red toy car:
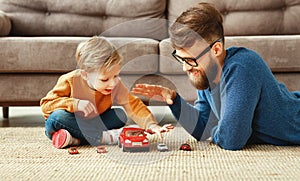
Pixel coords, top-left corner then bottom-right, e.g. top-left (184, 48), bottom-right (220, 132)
top-left (118, 127), bottom-right (150, 152)
top-left (179, 143), bottom-right (192, 151)
top-left (96, 146), bottom-right (107, 154)
top-left (68, 147), bottom-right (79, 154)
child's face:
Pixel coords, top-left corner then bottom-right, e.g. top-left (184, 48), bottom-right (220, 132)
top-left (85, 65), bottom-right (121, 95)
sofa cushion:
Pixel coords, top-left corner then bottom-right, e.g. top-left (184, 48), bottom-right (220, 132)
top-left (159, 38), bottom-right (182, 74)
top-left (159, 36), bottom-right (300, 93)
top-left (0, 74), bottom-right (198, 104)
top-left (0, 10), bottom-right (10, 36)
top-left (159, 36), bottom-right (300, 74)
top-left (115, 38), bottom-right (159, 75)
top-left (0, 74), bottom-right (61, 103)
top-left (224, 35), bottom-right (300, 72)
top-left (0, 0), bottom-right (168, 39)
top-left (0, 37), bottom-right (159, 74)
top-left (274, 73), bottom-right (300, 92)
top-left (168, 0), bottom-right (300, 35)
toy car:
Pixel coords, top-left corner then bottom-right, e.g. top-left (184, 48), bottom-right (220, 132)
top-left (157, 143), bottom-right (168, 152)
top-left (68, 147), bottom-right (79, 154)
top-left (118, 127), bottom-right (150, 152)
top-left (179, 143), bottom-right (192, 151)
top-left (96, 146), bottom-right (107, 154)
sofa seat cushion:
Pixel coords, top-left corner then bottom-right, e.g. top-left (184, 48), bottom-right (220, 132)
top-left (224, 35), bottom-right (300, 72)
top-left (159, 36), bottom-right (300, 92)
top-left (0, 74), bottom-right (61, 103)
top-left (274, 73), bottom-right (300, 92)
top-left (0, 10), bottom-right (10, 36)
top-left (159, 36), bottom-right (300, 74)
top-left (0, 37), bottom-right (159, 74)
top-left (0, 74), bottom-right (197, 104)
top-left (0, 0), bottom-right (168, 39)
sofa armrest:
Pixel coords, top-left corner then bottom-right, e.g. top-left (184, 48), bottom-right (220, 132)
top-left (0, 10), bottom-right (11, 36)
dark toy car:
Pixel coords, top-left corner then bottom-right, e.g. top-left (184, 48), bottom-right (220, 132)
top-left (179, 143), bottom-right (192, 151)
top-left (118, 127), bottom-right (150, 152)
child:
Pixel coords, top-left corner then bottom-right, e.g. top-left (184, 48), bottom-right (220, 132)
top-left (40, 36), bottom-right (173, 149)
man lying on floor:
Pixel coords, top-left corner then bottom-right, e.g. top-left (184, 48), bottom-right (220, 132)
top-left (131, 3), bottom-right (300, 150)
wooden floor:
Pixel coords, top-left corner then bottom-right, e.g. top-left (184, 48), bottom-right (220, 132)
top-left (0, 107), bottom-right (45, 127)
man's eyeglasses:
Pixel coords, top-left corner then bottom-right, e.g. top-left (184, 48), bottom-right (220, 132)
top-left (172, 38), bottom-right (223, 67)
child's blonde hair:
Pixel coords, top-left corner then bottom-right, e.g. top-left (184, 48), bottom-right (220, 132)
top-left (75, 36), bottom-right (121, 72)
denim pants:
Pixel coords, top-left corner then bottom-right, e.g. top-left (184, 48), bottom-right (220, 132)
top-left (45, 108), bottom-right (127, 146)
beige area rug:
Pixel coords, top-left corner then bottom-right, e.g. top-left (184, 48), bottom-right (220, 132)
top-left (0, 126), bottom-right (300, 181)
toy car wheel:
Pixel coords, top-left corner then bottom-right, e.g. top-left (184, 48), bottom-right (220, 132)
top-left (118, 139), bottom-right (122, 148)
top-left (121, 144), bottom-right (126, 152)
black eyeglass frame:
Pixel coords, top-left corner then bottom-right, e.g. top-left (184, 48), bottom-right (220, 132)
top-left (172, 38), bottom-right (223, 67)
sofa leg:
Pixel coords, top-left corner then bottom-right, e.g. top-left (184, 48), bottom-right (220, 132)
top-left (3, 106), bottom-right (9, 119)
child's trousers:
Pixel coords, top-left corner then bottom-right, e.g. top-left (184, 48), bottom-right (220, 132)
top-left (45, 108), bottom-right (127, 146)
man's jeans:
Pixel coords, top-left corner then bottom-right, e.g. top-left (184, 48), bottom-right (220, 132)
top-left (45, 108), bottom-right (127, 146)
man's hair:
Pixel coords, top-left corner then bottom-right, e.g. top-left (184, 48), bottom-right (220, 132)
top-left (75, 36), bottom-right (122, 72)
top-left (169, 2), bottom-right (224, 49)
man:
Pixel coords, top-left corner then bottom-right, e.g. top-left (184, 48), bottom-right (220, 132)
top-left (131, 3), bottom-right (300, 150)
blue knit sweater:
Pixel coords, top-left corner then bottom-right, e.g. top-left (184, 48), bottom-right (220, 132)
top-left (169, 47), bottom-right (300, 150)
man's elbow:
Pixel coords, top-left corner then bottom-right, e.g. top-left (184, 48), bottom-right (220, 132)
top-left (213, 139), bottom-right (246, 151)
top-left (218, 143), bottom-right (244, 151)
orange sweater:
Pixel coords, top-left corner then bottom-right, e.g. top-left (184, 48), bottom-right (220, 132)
top-left (40, 70), bottom-right (157, 129)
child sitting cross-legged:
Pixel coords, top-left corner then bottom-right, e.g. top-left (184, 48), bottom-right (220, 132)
top-left (40, 36), bottom-right (174, 148)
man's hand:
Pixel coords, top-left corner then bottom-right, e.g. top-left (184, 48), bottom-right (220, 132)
top-left (131, 84), bottom-right (177, 105)
top-left (77, 100), bottom-right (98, 118)
top-left (147, 123), bottom-right (174, 139)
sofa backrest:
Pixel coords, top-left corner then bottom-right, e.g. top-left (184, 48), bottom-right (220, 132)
top-left (1, 0), bottom-right (299, 38)
top-left (168, 0), bottom-right (300, 36)
top-left (0, 0), bottom-right (168, 40)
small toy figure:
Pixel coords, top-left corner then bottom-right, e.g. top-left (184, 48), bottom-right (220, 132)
top-left (96, 146), bottom-right (107, 154)
top-left (68, 147), bottom-right (79, 154)
top-left (179, 143), bottom-right (192, 151)
top-left (157, 143), bottom-right (168, 152)
top-left (118, 127), bottom-right (150, 152)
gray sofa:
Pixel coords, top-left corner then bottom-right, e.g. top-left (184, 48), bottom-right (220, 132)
top-left (1, 0), bottom-right (299, 119)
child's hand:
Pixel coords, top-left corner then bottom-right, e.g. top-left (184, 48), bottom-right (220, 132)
top-left (77, 100), bottom-right (98, 118)
top-left (147, 123), bottom-right (174, 139)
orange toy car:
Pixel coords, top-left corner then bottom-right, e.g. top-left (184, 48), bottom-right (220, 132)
top-left (118, 127), bottom-right (150, 152)
top-left (68, 147), bottom-right (79, 154)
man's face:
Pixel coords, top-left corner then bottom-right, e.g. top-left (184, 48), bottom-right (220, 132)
top-left (175, 41), bottom-right (219, 90)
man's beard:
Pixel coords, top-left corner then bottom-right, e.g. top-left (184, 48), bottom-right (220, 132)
top-left (187, 55), bottom-right (219, 90)
top-left (187, 69), bottom-right (209, 90)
